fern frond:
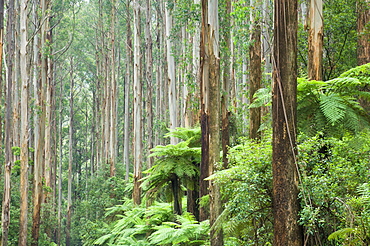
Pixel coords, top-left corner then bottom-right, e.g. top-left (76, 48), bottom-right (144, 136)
top-left (94, 234), bottom-right (113, 245)
top-left (249, 88), bottom-right (271, 108)
top-left (339, 63), bottom-right (370, 83)
top-left (326, 77), bottom-right (361, 94)
top-left (319, 94), bottom-right (347, 125)
top-left (328, 228), bottom-right (358, 241)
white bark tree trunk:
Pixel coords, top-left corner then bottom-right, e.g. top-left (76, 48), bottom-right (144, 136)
top-left (19, 0), bottom-right (29, 244)
top-left (133, 0), bottom-right (143, 205)
top-left (308, 0), bottom-right (323, 80)
top-left (165, 3), bottom-right (178, 144)
top-left (2, 1), bottom-right (14, 244)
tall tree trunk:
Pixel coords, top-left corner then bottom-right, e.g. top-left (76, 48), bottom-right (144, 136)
top-left (57, 81), bottom-right (63, 246)
top-left (200, 0), bottom-right (223, 244)
top-left (357, 0), bottom-right (370, 65)
top-left (165, 2), bottom-right (178, 144)
top-left (109, 0), bottom-right (117, 177)
top-left (1, 0), bottom-right (14, 244)
top-left (0, 0), bottom-right (4, 152)
top-left (13, 0), bottom-right (20, 158)
top-left (132, 0), bottom-right (143, 205)
top-left (32, 0), bottom-right (48, 243)
top-left (124, 0), bottom-right (132, 180)
top-left (221, 0), bottom-right (231, 169)
top-left (249, 0), bottom-right (262, 140)
top-left (145, 0), bottom-right (154, 168)
top-left (272, 0), bottom-right (302, 245)
top-left (66, 58), bottom-right (74, 246)
top-left (44, 5), bottom-right (53, 220)
top-left (19, 0), bottom-right (29, 244)
top-left (308, 0), bottom-right (323, 80)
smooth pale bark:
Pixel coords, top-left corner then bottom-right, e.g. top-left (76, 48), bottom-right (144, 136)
top-left (57, 82), bottom-right (63, 245)
top-left (249, 0), bottom-right (262, 140)
top-left (132, 0), bottom-right (143, 205)
top-left (200, 0), bottom-right (223, 244)
top-left (44, 12), bottom-right (53, 202)
top-left (109, 0), bottom-right (117, 177)
top-left (308, 0), bottom-right (323, 80)
top-left (165, 3), bottom-right (178, 144)
top-left (19, 0), bottom-right (29, 244)
top-left (272, 0), bottom-right (302, 245)
top-left (124, 0), bottom-right (132, 180)
top-left (1, 0), bottom-right (14, 244)
top-left (357, 0), bottom-right (370, 65)
top-left (66, 58), bottom-right (74, 246)
top-left (13, 0), bottom-right (20, 154)
top-left (32, 1), bottom-right (48, 243)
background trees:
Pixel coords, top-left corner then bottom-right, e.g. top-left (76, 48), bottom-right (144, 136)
top-left (0, 0), bottom-right (368, 245)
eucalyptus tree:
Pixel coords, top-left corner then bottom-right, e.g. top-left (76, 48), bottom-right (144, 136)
top-left (19, 0), bottom-right (29, 244)
top-left (272, 0), bottom-right (302, 244)
top-left (145, 0), bottom-right (154, 168)
top-left (221, 0), bottom-right (231, 167)
top-left (124, 0), bottom-right (132, 180)
top-left (308, 0), bottom-right (323, 80)
top-left (0, 0), bottom-right (3, 148)
top-left (249, 0), bottom-right (262, 140)
top-left (66, 57), bottom-right (75, 246)
top-left (1, 0), bottom-right (14, 244)
top-left (32, 0), bottom-right (52, 244)
top-left (133, 0), bottom-right (143, 205)
top-left (200, 0), bottom-right (223, 244)
top-left (165, 0), bottom-right (178, 145)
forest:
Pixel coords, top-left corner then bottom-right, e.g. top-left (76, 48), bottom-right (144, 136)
top-left (0, 0), bottom-right (370, 245)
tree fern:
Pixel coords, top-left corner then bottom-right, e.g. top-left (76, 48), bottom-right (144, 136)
top-left (319, 94), bottom-right (347, 125)
top-left (142, 129), bottom-right (201, 214)
top-left (148, 212), bottom-right (209, 245)
top-left (248, 87), bottom-right (272, 108)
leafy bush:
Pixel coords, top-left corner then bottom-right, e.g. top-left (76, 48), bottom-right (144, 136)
top-left (298, 132), bottom-right (370, 245)
top-left (209, 137), bottom-right (273, 245)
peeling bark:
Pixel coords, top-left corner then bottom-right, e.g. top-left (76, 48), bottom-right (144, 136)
top-left (272, 0), bottom-right (303, 245)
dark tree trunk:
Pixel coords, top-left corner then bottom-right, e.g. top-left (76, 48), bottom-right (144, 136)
top-left (221, 0), bottom-right (231, 168)
top-left (187, 181), bottom-right (200, 221)
top-left (272, 0), bottom-right (303, 245)
top-left (171, 174), bottom-right (182, 215)
top-left (249, 21), bottom-right (262, 141)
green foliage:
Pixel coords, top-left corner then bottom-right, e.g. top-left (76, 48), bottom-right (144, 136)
top-left (149, 212), bottom-right (209, 245)
top-left (298, 64), bottom-right (370, 137)
top-left (142, 128), bottom-right (201, 204)
top-left (209, 138), bottom-right (273, 245)
top-left (298, 132), bottom-right (370, 245)
top-left (248, 87), bottom-right (272, 108)
top-left (327, 183), bottom-right (370, 245)
top-left (93, 201), bottom-right (209, 246)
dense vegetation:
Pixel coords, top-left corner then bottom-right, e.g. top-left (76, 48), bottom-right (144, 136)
top-left (0, 0), bottom-right (369, 245)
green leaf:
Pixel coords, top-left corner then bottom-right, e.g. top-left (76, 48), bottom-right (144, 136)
top-left (328, 228), bottom-right (357, 241)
